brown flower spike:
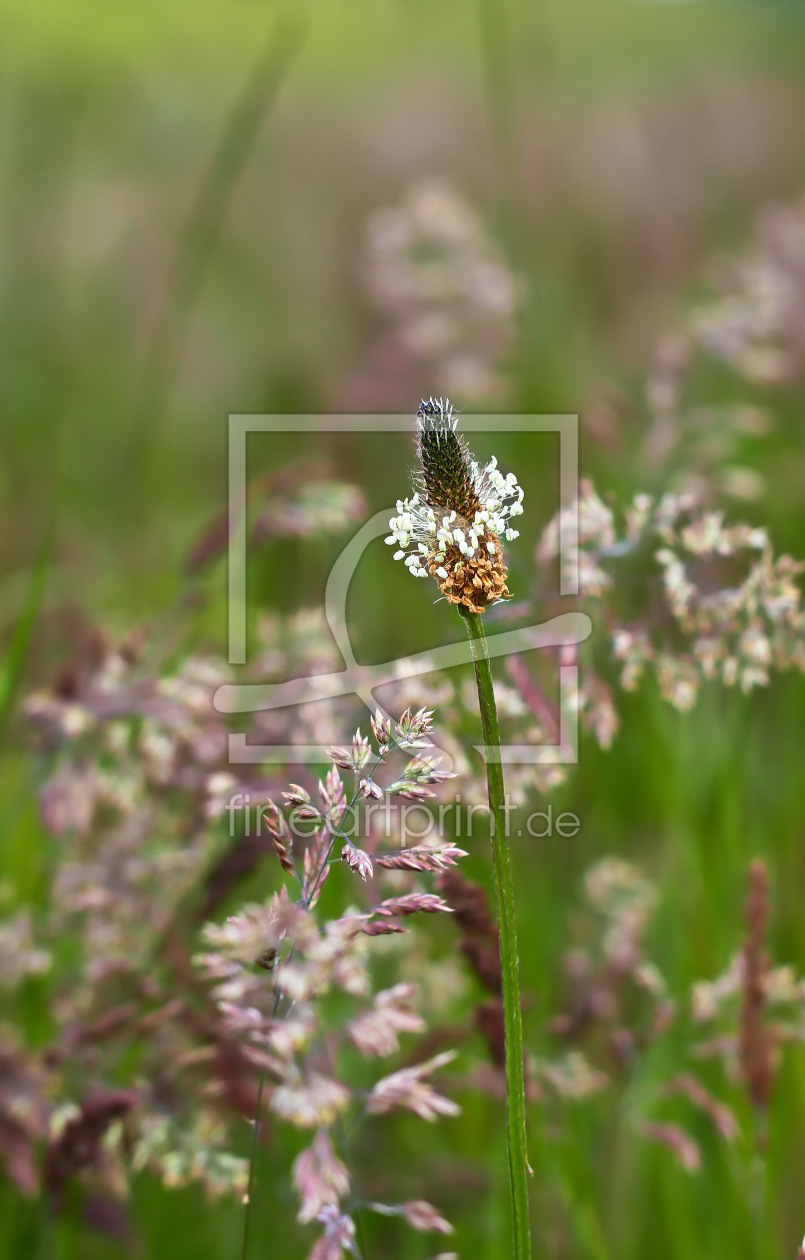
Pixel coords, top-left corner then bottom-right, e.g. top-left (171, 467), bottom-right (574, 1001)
top-left (386, 398), bottom-right (524, 614)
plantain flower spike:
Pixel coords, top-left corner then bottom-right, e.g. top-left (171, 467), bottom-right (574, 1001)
top-left (386, 397), bottom-right (524, 614)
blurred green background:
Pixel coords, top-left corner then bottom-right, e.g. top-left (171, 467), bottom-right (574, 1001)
top-left (4, 1), bottom-right (805, 1257)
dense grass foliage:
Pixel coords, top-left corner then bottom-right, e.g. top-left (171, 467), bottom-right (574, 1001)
top-left (4, 2), bottom-right (805, 1258)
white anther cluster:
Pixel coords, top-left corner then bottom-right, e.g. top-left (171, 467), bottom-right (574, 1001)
top-left (385, 453), bottom-right (524, 579)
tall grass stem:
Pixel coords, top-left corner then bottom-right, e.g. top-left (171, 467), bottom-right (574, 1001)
top-left (128, 15), bottom-right (306, 490)
top-left (462, 607), bottom-right (532, 1259)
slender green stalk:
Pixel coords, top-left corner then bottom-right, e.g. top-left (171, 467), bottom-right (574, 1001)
top-left (127, 14), bottom-right (306, 490)
top-left (461, 608), bottom-right (532, 1259)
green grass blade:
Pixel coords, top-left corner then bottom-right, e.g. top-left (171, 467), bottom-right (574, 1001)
top-left (462, 607), bottom-right (532, 1259)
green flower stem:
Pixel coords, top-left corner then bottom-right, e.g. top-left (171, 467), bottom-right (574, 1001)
top-left (462, 608), bottom-right (532, 1260)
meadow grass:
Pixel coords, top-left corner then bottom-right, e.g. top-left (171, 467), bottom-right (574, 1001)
top-left (4, 3), bottom-right (805, 1258)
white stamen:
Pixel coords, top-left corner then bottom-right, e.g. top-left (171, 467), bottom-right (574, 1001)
top-left (388, 434), bottom-right (523, 594)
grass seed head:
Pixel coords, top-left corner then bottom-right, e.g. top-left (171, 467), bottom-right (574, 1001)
top-left (386, 397), bottom-right (524, 613)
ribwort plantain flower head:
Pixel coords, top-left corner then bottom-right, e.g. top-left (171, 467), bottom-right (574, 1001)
top-left (386, 398), bottom-right (524, 614)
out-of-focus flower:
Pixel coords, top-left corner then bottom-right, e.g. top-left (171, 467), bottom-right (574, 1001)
top-left (533, 1051), bottom-right (609, 1100)
top-left (663, 1075), bottom-right (738, 1142)
top-left (639, 1122), bottom-right (701, 1173)
top-left (0, 912), bottom-right (50, 988)
top-left (539, 481), bottom-right (805, 720)
top-left (347, 983), bottom-right (425, 1057)
top-left (186, 467), bottom-right (366, 577)
top-left (309, 1204), bottom-right (357, 1260)
top-left (367, 1050), bottom-right (460, 1121)
top-left (368, 1198), bottom-right (454, 1235)
top-left (0, 1031), bottom-right (49, 1195)
top-left (131, 1111), bottom-right (249, 1201)
top-left (548, 857), bottom-right (673, 1071)
top-left (345, 179), bottom-right (519, 407)
top-left (691, 196), bottom-right (805, 386)
top-left (271, 1072), bottom-right (351, 1129)
top-left (293, 1130), bottom-right (351, 1224)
